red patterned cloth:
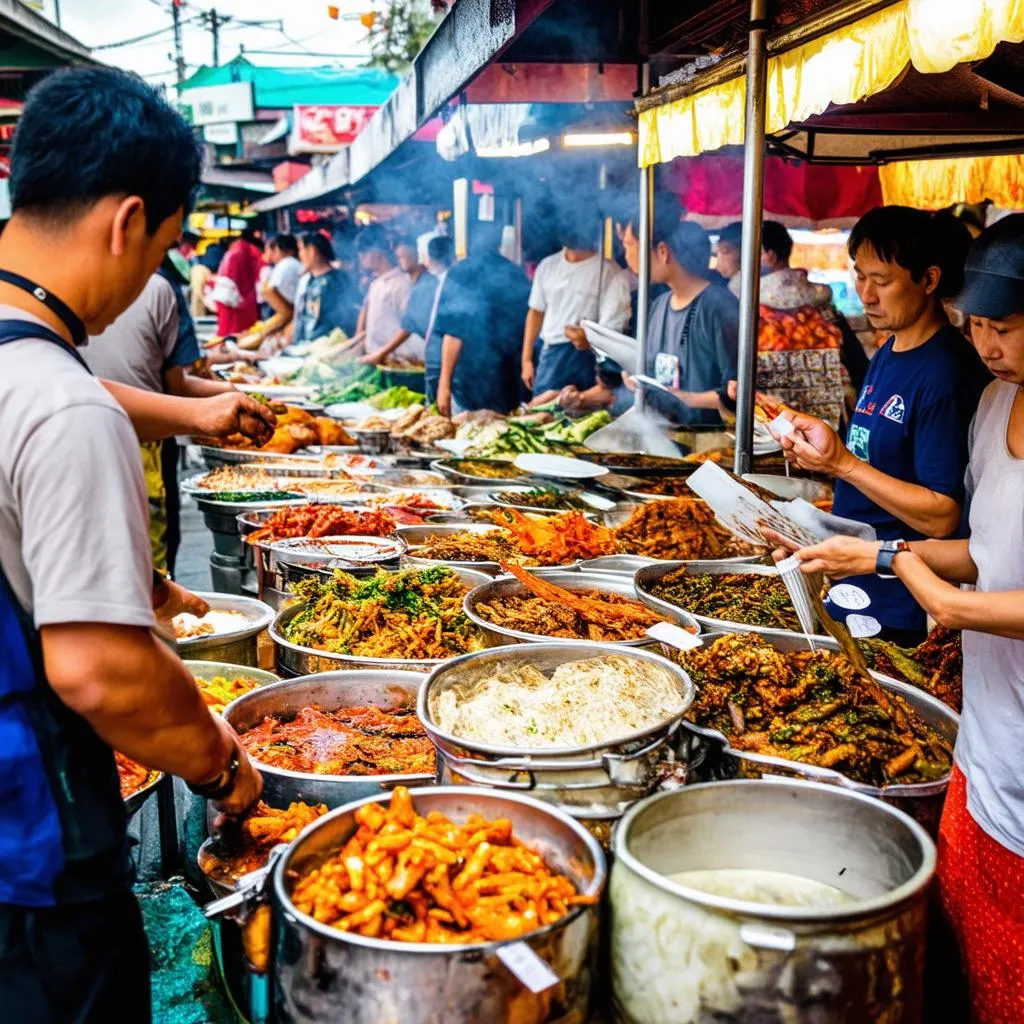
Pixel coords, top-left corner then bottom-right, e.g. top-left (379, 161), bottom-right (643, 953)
top-left (938, 764), bottom-right (1024, 1023)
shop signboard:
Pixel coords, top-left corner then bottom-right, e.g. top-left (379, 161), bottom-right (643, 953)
top-left (184, 82), bottom-right (254, 128)
top-left (289, 103), bottom-right (377, 154)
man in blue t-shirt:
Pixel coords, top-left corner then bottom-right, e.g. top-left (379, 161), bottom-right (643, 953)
top-left (770, 206), bottom-right (989, 645)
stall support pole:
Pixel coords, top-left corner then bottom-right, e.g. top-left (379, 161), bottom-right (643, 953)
top-left (733, 0), bottom-right (769, 476)
top-left (635, 62), bottom-right (654, 416)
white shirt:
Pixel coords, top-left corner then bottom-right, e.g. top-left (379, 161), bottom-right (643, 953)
top-left (528, 251), bottom-right (631, 347)
top-left (365, 265), bottom-right (417, 360)
top-left (0, 306), bottom-right (154, 627)
top-left (268, 255), bottom-right (303, 305)
top-left (957, 380), bottom-right (1024, 855)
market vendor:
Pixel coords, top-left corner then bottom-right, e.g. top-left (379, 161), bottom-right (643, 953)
top-left (620, 198), bottom-right (739, 426)
top-left (769, 206), bottom-right (989, 645)
top-left (0, 68), bottom-right (263, 1021)
top-left (292, 232), bottom-right (360, 343)
top-left (521, 207), bottom-right (632, 396)
top-left (435, 223), bottom-right (531, 417)
top-left (771, 214), bottom-right (1024, 1023)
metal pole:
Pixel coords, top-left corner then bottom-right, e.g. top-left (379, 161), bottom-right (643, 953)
top-left (211, 9), bottom-right (221, 66)
top-left (172, 1), bottom-right (186, 87)
top-left (53, 0), bottom-right (61, 28)
top-left (635, 61), bottom-right (654, 416)
top-left (733, 0), bottom-right (769, 476)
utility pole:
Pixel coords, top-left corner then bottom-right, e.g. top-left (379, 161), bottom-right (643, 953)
top-left (209, 9), bottom-right (220, 66)
top-left (171, 0), bottom-right (186, 87)
top-left (53, 0), bottom-right (61, 29)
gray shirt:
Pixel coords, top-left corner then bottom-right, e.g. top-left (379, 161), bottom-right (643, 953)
top-left (957, 379), bottom-right (1024, 855)
top-left (83, 275), bottom-right (182, 393)
top-left (644, 283), bottom-right (739, 426)
top-left (0, 306), bottom-right (154, 627)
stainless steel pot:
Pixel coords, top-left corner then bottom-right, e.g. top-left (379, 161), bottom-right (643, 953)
top-left (269, 567), bottom-right (495, 675)
top-left (174, 593), bottom-right (275, 666)
top-left (397, 523), bottom-right (580, 575)
top-left (610, 778), bottom-right (936, 1024)
top-left (195, 494), bottom-right (307, 559)
top-left (663, 630), bottom-right (959, 835)
top-left (419, 642), bottom-right (696, 816)
top-left (635, 559), bottom-right (802, 636)
top-left (464, 571), bottom-right (699, 646)
top-left (223, 670), bottom-right (432, 808)
top-left (271, 787), bottom-right (606, 1023)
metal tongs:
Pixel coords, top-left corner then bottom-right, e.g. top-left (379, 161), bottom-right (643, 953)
top-left (203, 843), bottom-right (288, 923)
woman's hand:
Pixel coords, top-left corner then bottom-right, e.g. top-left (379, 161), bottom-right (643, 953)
top-left (770, 533), bottom-right (882, 578)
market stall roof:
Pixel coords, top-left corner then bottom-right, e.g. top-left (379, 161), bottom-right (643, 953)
top-left (180, 58), bottom-right (397, 110)
top-left (200, 166), bottom-right (275, 196)
top-left (636, 0), bottom-right (1024, 167)
top-left (0, 0), bottom-right (94, 67)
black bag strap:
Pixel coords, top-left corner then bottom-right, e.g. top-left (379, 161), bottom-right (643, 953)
top-left (0, 318), bottom-right (92, 372)
top-left (0, 269), bottom-right (87, 347)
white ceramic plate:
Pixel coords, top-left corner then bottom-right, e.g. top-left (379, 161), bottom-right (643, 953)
top-left (513, 453), bottom-right (609, 480)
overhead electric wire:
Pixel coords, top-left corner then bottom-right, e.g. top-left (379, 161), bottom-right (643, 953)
top-left (92, 17), bottom-right (199, 50)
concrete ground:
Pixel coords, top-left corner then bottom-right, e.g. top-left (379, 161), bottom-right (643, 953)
top-left (174, 488), bottom-right (213, 592)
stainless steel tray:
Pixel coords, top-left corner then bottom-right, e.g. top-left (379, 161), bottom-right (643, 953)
top-left (463, 570), bottom-right (699, 646)
top-left (635, 559), bottom-right (806, 636)
top-left (430, 458), bottom-right (530, 486)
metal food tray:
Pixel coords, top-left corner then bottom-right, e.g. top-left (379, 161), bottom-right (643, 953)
top-left (268, 535), bottom-right (406, 570)
top-left (463, 570), bottom-right (699, 646)
top-left (430, 458), bottom-right (530, 485)
top-left (577, 453), bottom-right (698, 477)
top-left (663, 629), bottom-right (959, 825)
top-left (269, 566), bottom-right (496, 675)
top-left (635, 559), bottom-right (805, 636)
top-left (124, 771), bottom-right (164, 820)
top-left (396, 523), bottom-right (573, 576)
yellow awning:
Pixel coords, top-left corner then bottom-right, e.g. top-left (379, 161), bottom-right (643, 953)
top-left (879, 153), bottom-right (1024, 209)
top-left (639, 0), bottom-right (1024, 167)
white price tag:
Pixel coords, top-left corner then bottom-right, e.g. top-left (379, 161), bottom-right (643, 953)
top-left (496, 941), bottom-right (560, 993)
top-left (846, 614), bottom-right (882, 638)
top-left (647, 620), bottom-right (703, 651)
top-left (828, 584), bottom-right (871, 611)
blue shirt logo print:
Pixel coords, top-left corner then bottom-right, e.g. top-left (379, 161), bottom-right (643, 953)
top-left (880, 395), bottom-right (906, 424)
top-left (848, 424), bottom-right (870, 462)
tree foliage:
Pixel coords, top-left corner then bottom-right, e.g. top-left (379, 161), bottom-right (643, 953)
top-left (366, 0), bottom-right (439, 74)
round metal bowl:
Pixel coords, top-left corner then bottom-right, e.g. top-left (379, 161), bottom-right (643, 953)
top-left (271, 786), bottom-right (606, 1024)
top-left (666, 630), bottom-right (959, 835)
top-left (269, 566), bottom-right (495, 675)
top-left (611, 779), bottom-right (934, 1024)
top-left (430, 458), bottom-right (530, 486)
top-left (184, 660), bottom-right (280, 698)
top-left (223, 670), bottom-right (433, 808)
top-left (464, 571), bottom-right (699, 647)
top-left (397, 523), bottom-right (578, 576)
top-left (173, 593), bottom-right (275, 666)
top-left (635, 559), bottom-right (799, 636)
top-left (349, 428), bottom-right (392, 455)
top-left (419, 642), bottom-right (696, 816)
top-left (374, 469), bottom-right (450, 488)
top-left (124, 770), bottom-right (164, 820)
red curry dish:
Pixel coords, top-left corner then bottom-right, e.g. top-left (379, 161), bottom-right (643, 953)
top-left (239, 704), bottom-right (435, 776)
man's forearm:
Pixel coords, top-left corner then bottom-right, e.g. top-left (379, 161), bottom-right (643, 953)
top-left (103, 380), bottom-right (214, 441)
top-left (42, 623), bottom-right (233, 783)
top-left (840, 459), bottom-right (961, 537)
top-left (894, 552), bottom-right (1024, 639)
top-left (672, 388), bottom-right (721, 410)
top-left (907, 538), bottom-right (978, 585)
top-left (376, 329), bottom-right (411, 361)
top-left (440, 335), bottom-right (463, 387)
top-left (522, 309), bottom-right (543, 361)
top-left (182, 373), bottom-right (235, 398)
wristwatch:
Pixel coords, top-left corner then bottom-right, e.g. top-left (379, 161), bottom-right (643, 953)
top-left (188, 738), bottom-right (242, 800)
top-left (876, 539), bottom-right (910, 578)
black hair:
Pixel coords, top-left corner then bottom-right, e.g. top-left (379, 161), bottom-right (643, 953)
top-left (240, 225), bottom-right (263, 250)
top-left (427, 234), bottom-right (453, 266)
top-left (269, 232), bottom-right (298, 256)
top-left (181, 230), bottom-right (200, 245)
top-left (630, 197), bottom-right (710, 279)
top-left (356, 224), bottom-right (393, 258)
top-left (558, 205), bottom-right (599, 251)
top-left (761, 220), bottom-right (793, 264)
top-left (11, 67), bottom-right (201, 233)
top-left (849, 206), bottom-right (970, 300)
top-left (395, 235), bottom-right (419, 252)
top-left (300, 232), bottom-right (335, 264)
top-left (717, 222), bottom-right (743, 248)
top-left (472, 221), bottom-right (505, 255)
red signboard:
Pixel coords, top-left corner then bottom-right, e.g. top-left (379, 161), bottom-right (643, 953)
top-left (290, 104), bottom-right (377, 154)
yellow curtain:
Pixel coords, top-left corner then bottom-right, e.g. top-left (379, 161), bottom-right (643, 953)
top-left (639, 0), bottom-right (1024, 166)
top-left (879, 153), bottom-right (1024, 209)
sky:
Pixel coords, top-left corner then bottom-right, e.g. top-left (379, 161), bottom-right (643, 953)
top-left (37, 0), bottom-right (376, 91)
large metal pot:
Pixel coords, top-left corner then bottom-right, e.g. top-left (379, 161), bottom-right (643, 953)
top-left (272, 787), bottom-right (606, 1023)
top-left (635, 559), bottom-right (800, 636)
top-left (396, 522), bottom-right (524, 575)
top-left (195, 494), bottom-right (307, 559)
top-left (269, 567), bottom-right (494, 675)
top-left (662, 630), bottom-right (959, 835)
top-left (419, 642), bottom-right (696, 816)
top-left (610, 779), bottom-right (936, 1024)
top-left (222, 670), bottom-right (432, 808)
top-left (464, 571), bottom-right (699, 646)
top-left (174, 593), bottom-right (275, 666)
